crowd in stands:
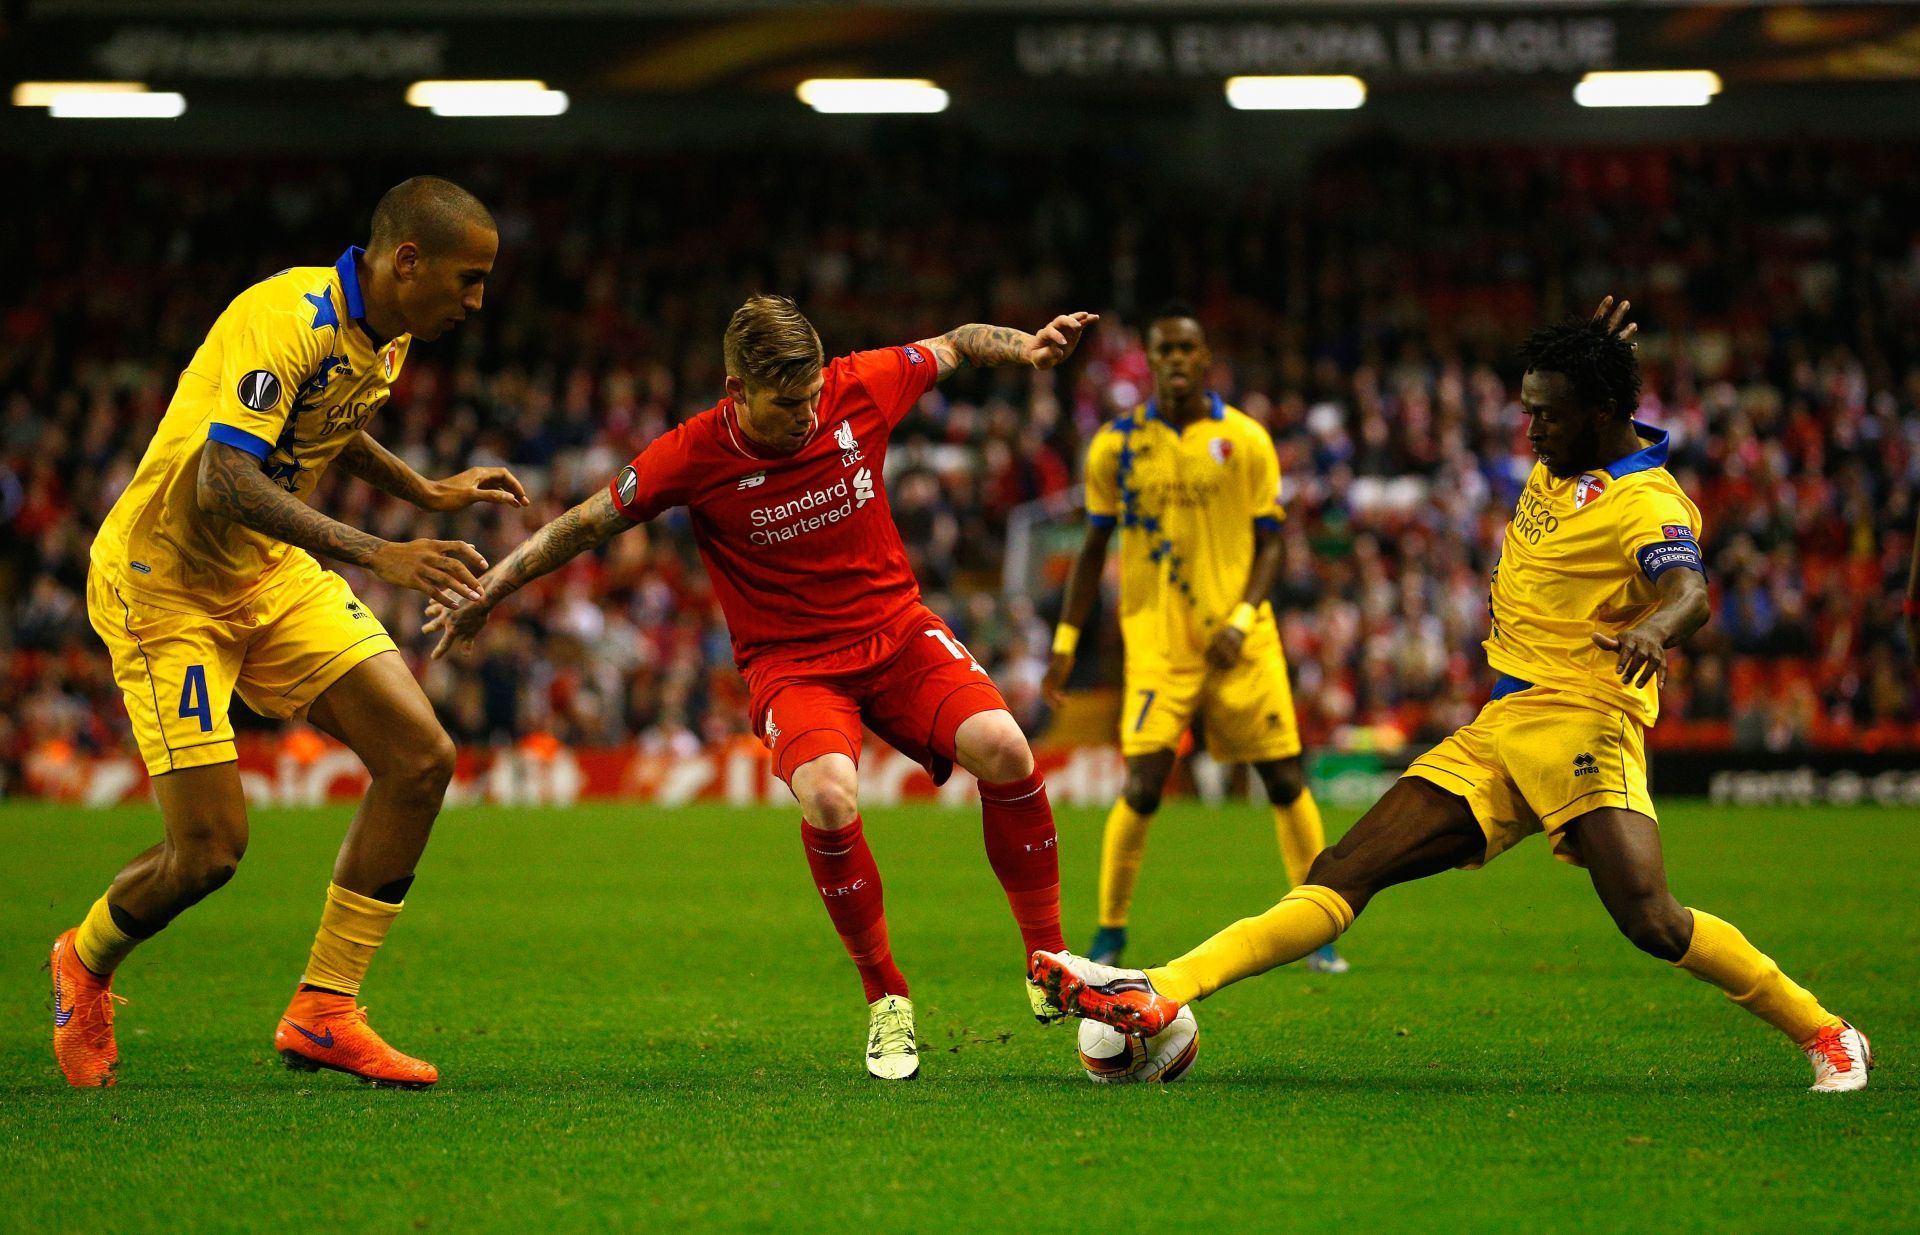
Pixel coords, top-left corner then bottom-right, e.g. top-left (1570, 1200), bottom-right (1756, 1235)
top-left (3, 134), bottom-right (1916, 793)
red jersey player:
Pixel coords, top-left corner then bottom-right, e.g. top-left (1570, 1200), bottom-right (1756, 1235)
top-left (426, 295), bottom-right (1098, 1079)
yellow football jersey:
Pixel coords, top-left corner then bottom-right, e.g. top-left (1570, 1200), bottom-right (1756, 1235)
top-left (1085, 395), bottom-right (1284, 666)
top-left (1485, 425), bottom-right (1703, 726)
top-left (91, 248), bottom-right (411, 614)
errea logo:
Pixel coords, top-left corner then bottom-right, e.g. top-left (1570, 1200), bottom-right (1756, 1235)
top-left (1573, 752), bottom-right (1598, 777)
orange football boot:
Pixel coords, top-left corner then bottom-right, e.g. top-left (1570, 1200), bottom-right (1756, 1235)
top-left (50, 928), bottom-right (125, 1088)
top-left (1028, 949), bottom-right (1184, 1037)
top-left (274, 988), bottom-right (438, 1089)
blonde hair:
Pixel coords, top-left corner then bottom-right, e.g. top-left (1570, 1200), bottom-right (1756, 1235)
top-left (724, 295), bottom-right (823, 391)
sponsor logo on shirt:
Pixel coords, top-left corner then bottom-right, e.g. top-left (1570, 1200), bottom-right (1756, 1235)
top-left (853, 466), bottom-right (874, 508)
top-left (737, 470), bottom-right (767, 490)
top-left (748, 476), bottom-right (861, 545)
top-left (1574, 472), bottom-right (1608, 509)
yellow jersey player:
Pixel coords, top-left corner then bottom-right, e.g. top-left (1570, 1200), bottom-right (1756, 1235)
top-left (1035, 298), bottom-right (1873, 1093)
top-left (1044, 303), bottom-right (1344, 974)
top-left (50, 177), bottom-right (528, 1089)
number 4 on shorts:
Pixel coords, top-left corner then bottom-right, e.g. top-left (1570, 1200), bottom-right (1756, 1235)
top-left (179, 664), bottom-right (213, 732)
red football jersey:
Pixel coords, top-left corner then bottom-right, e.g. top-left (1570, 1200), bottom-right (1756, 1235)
top-left (608, 345), bottom-right (939, 672)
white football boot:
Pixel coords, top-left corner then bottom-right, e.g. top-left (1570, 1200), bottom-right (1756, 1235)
top-left (866, 994), bottom-right (919, 1081)
top-left (1802, 1021), bottom-right (1872, 1093)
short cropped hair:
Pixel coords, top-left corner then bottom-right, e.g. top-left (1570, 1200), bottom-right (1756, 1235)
top-left (1151, 299), bottom-right (1201, 326)
top-left (369, 176), bottom-right (496, 256)
top-left (1517, 317), bottom-right (1641, 417)
top-left (724, 295), bottom-right (824, 391)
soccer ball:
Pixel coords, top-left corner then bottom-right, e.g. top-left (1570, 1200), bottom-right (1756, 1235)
top-left (1075, 1006), bottom-right (1199, 1084)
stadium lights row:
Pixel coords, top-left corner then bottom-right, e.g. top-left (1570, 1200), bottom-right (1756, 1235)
top-left (11, 70), bottom-right (1725, 120)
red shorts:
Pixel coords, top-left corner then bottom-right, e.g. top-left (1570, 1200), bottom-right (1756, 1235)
top-left (746, 604), bottom-right (1010, 785)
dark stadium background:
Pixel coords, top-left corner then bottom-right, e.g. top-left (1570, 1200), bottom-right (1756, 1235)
top-left (4, 0), bottom-right (1918, 804)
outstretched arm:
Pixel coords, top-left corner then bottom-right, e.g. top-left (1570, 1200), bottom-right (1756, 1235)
top-left (338, 431), bottom-right (529, 512)
top-left (1593, 566), bottom-right (1710, 688)
top-left (1042, 521), bottom-right (1115, 705)
top-left (198, 440), bottom-right (488, 608)
top-left (916, 312), bottom-right (1098, 379)
top-left (424, 488), bottom-right (633, 659)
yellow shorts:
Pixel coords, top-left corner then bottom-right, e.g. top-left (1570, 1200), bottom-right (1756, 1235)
top-left (1122, 633), bottom-right (1303, 763)
top-left (1403, 685), bottom-right (1655, 868)
top-left (87, 555), bottom-right (396, 777)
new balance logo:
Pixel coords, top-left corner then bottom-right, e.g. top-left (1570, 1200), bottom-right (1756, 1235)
top-left (737, 471), bottom-right (767, 490)
top-left (1573, 752), bottom-right (1598, 777)
top-left (853, 466), bottom-right (874, 508)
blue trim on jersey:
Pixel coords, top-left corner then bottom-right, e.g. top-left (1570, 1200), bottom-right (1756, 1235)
top-left (1143, 392), bottom-right (1226, 424)
top-left (1088, 514), bottom-right (1117, 528)
top-left (1636, 538), bottom-right (1704, 580)
top-left (208, 422), bottom-right (272, 461)
top-left (1254, 515), bottom-right (1283, 531)
top-left (1604, 422), bottom-right (1671, 478)
top-left (1490, 674), bottom-right (1535, 700)
top-left (335, 247), bottom-right (367, 320)
top-left (303, 288), bottom-right (339, 333)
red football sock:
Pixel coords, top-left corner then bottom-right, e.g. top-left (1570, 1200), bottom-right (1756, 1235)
top-left (800, 816), bottom-right (907, 1003)
top-left (979, 770), bottom-right (1067, 955)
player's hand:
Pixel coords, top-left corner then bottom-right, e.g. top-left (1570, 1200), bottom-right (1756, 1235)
top-left (1590, 295), bottom-right (1639, 348)
top-left (1205, 626), bottom-right (1247, 671)
top-left (370, 538), bottom-right (489, 610)
top-left (425, 467), bottom-right (530, 512)
top-left (1027, 312), bottom-right (1099, 370)
top-left (1593, 628), bottom-right (1667, 689)
top-left (423, 593), bottom-right (493, 660)
top-left (1042, 652), bottom-right (1074, 707)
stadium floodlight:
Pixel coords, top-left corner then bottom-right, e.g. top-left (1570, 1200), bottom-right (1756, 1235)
top-left (1225, 76), bottom-right (1367, 111)
top-left (48, 91), bottom-right (186, 119)
top-left (405, 80), bottom-right (569, 117)
top-left (1574, 70), bottom-right (1722, 108)
top-left (13, 81), bottom-right (149, 108)
top-left (795, 79), bottom-right (950, 114)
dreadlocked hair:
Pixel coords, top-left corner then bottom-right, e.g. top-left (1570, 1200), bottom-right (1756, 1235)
top-left (1516, 317), bottom-right (1641, 418)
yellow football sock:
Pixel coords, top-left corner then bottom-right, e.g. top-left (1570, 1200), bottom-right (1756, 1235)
top-left (73, 895), bottom-right (140, 975)
top-left (1097, 799), bottom-right (1154, 929)
top-left (1675, 909), bottom-right (1841, 1044)
top-left (1272, 790), bottom-right (1326, 887)
top-left (301, 882), bottom-right (403, 997)
top-left (1147, 884), bottom-right (1354, 1004)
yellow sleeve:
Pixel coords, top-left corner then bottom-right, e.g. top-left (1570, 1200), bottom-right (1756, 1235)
top-left (1614, 478), bottom-right (1705, 581)
top-left (1085, 428), bottom-right (1121, 526)
top-left (1245, 422), bottom-right (1285, 529)
top-left (205, 290), bottom-right (331, 462)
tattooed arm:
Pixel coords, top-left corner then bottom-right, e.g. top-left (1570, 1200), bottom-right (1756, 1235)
top-left (915, 312), bottom-right (1099, 379)
top-left (423, 488), bottom-right (634, 659)
top-left (338, 431), bottom-right (531, 512)
top-left (197, 441), bottom-right (489, 608)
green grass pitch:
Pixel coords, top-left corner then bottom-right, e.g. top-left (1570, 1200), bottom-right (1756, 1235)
top-left (2, 799), bottom-right (1914, 1233)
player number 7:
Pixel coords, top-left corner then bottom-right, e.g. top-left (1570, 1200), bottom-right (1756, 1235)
top-left (925, 629), bottom-right (984, 674)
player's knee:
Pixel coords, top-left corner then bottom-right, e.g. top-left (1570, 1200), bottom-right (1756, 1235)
top-left (384, 729), bottom-right (457, 802)
top-left (1612, 895), bottom-right (1690, 961)
top-left (1122, 779), bottom-right (1163, 815)
top-left (166, 822), bottom-right (248, 902)
top-left (974, 727), bottom-right (1035, 783)
top-left (793, 759), bottom-right (861, 829)
top-left (1256, 759), bottom-right (1305, 805)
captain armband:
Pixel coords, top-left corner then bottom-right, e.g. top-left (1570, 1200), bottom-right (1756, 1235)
top-left (1635, 539), bottom-right (1704, 580)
